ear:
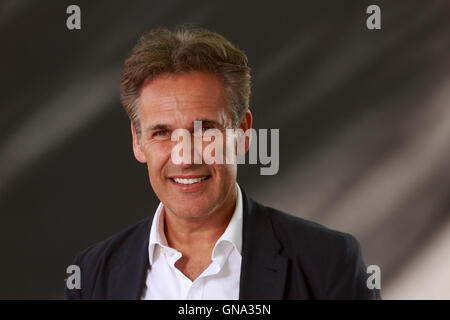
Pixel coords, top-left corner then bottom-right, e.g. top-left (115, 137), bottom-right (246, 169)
top-left (237, 109), bottom-right (253, 154)
top-left (131, 122), bottom-right (147, 163)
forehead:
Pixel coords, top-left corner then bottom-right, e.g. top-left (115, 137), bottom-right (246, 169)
top-left (138, 71), bottom-right (230, 125)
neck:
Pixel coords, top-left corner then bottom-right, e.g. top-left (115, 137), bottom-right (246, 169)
top-left (163, 184), bottom-right (237, 252)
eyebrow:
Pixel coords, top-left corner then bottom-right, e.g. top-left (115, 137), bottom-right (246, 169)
top-left (147, 119), bottom-right (223, 133)
top-left (149, 124), bottom-right (171, 131)
top-left (194, 119), bottom-right (223, 128)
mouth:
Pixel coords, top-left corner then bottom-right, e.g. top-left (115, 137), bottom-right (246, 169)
top-left (171, 176), bottom-right (209, 185)
top-left (168, 175), bottom-right (211, 186)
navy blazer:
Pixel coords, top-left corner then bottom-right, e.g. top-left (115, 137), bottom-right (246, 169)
top-left (65, 187), bottom-right (381, 299)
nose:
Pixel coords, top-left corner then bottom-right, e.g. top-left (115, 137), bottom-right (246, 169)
top-left (169, 129), bottom-right (204, 166)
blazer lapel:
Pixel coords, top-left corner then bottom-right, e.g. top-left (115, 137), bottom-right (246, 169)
top-left (106, 216), bottom-right (153, 300)
top-left (239, 187), bottom-right (289, 299)
top-left (104, 187), bottom-right (290, 299)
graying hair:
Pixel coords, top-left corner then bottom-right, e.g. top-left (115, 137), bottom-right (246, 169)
top-left (120, 26), bottom-right (251, 136)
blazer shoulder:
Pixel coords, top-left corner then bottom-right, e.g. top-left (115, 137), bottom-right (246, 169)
top-left (262, 203), bottom-right (355, 251)
top-left (75, 216), bottom-right (152, 271)
top-left (65, 217), bottom-right (152, 300)
top-left (259, 203), bottom-right (380, 299)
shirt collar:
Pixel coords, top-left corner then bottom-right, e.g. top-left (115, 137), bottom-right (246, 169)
top-left (148, 183), bottom-right (243, 266)
top-left (148, 202), bottom-right (168, 265)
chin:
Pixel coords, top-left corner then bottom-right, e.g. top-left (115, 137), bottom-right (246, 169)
top-left (185, 201), bottom-right (216, 215)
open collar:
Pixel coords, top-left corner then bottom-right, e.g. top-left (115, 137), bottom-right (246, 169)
top-left (107, 184), bottom-right (291, 299)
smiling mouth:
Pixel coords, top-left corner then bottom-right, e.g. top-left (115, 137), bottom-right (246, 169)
top-left (169, 176), bottom-right (211, 185)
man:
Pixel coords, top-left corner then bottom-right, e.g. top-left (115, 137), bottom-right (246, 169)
top-left (65, 26), bottom-right (381, 300)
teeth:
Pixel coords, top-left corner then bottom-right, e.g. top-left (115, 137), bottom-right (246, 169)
top-left (173, 177), bottom-right (208, 185)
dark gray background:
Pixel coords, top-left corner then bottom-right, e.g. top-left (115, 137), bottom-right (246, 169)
top-left (1, 0), bottom-right (449, 299)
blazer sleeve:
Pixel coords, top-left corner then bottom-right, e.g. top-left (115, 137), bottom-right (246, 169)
top-left (325, 233), bottom-right (382, 300)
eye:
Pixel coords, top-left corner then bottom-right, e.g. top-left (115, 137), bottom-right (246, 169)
top-left (153, 130), bottom-right (169, 137)
top-left (202, 126), bottom-right (214, 132)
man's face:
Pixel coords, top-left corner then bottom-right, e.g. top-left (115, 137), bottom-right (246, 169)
top-left (132, 71), bottom-right (244, 219)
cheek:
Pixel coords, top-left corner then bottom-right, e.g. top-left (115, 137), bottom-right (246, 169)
top-left (201, 133), bottom-right (231, 164)
top-left (143, 142), bottom-right (172, 176)
top-left (213, 164), bottom-right (236, 184)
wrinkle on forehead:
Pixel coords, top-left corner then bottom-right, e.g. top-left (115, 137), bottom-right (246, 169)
top-left (138, 72), bottom-right (232, 128)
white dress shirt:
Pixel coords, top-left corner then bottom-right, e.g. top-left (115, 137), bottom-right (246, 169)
top-left (141, 183), bottom-right (243, 300)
